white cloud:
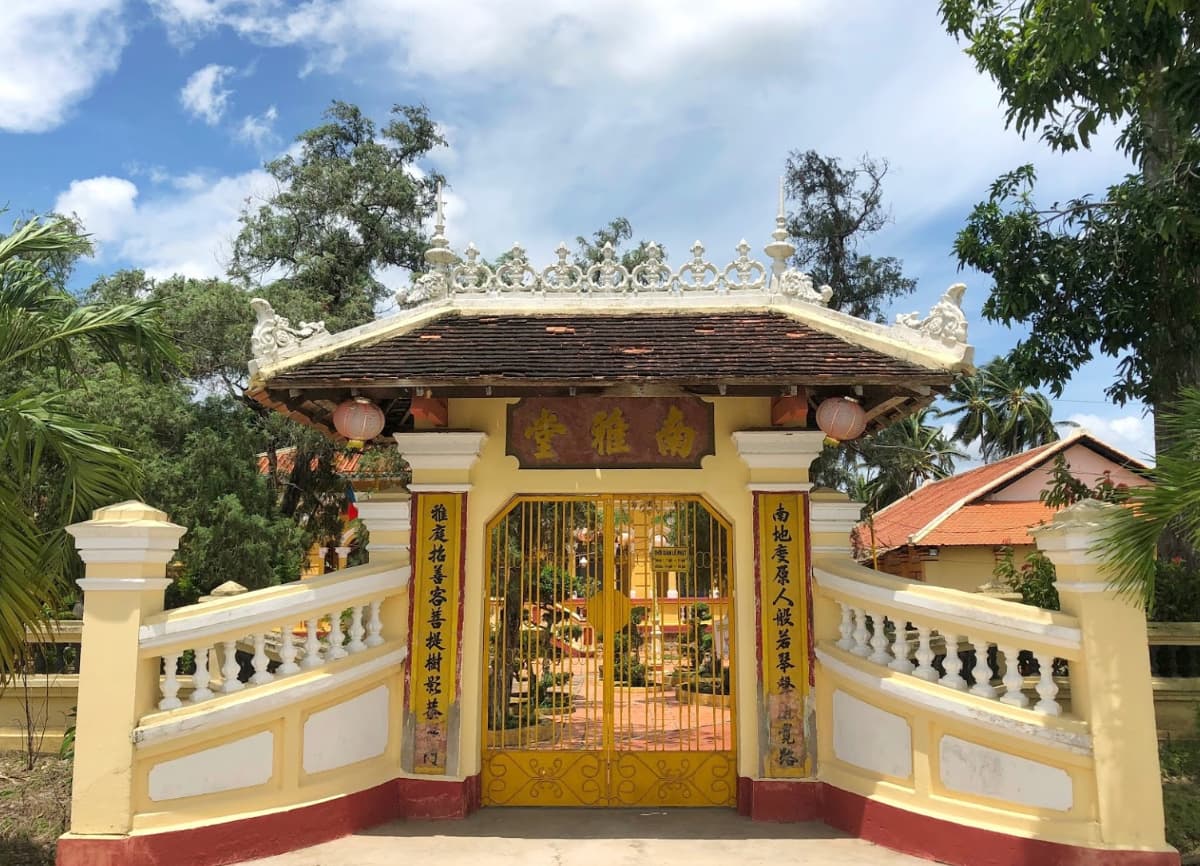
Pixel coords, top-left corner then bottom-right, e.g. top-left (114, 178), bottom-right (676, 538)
top-left (54, 169), bottom-right (276, 279)
top-left (0, 0), bottom-right (126, 132)
top-left (236, 105), bottom-right (278, 147)
top-left (180, 63), bottom-right (235, 124)
top-left (54, 177), bottom-right (139, 244)
top-left (1066, 412), bottom-right (1155, 464)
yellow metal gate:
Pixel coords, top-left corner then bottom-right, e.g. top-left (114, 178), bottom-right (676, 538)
top-left (482, 495), bottom-right (736, 807)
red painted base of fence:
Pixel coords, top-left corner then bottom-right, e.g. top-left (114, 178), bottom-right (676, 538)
top-left (55, 774), bottom-right (481, 866)
top-left (735, 777), bottom-right (1181, 866)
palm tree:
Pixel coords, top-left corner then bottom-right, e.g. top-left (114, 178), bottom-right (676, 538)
top-left (856, 409), bottom-right (965, 508)
top-left (0, 216), bottom-right (178, 679)
top-left (940, 357), bottom-right (1059, 460)
top-left (1098, 388), bottom-right (1200, 608)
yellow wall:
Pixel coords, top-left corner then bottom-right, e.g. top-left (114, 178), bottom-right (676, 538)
top-left (921, 545), bottom-right (1037, 593)
top-left (449, 396), bottom-right (775, 780)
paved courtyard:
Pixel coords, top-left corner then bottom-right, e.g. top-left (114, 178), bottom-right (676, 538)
top-left (240, 807), bottom-right (930, 866)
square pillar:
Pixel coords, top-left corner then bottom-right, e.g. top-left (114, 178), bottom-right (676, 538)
top-left (64, 501), bottom-right (185, 835)
top-left (391, 432), bottom-right (486, 812)
top-left (732, 430), bottom-right (825, 819)
top-left (1032, 501), bottom-right (1170, 853)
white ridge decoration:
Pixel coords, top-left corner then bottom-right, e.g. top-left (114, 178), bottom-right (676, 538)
top-left (249, 298), bottom-right (329, 361)
top-left (896, 282), bottom-right (969, 347)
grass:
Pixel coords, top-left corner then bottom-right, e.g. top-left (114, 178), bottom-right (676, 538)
top-left (1162, 737), bottom-right (1200, 860)
top-left (0, 752), bottom-right (71, 866)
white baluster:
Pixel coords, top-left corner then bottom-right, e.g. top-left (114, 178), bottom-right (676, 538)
top-left (159, 653), bottom-right (182, 710)
top-left (940, 634), bottom-right (968, 690)
top-left (969, 636), bottom-right (998, 698)
top-left (913, 627), bottom-right (939, 682)
top-left (867, 611), bottom-right (892, 665)
top-left (347, 606), bottom-right (366, 654)
top-left (301, 618), bottom-right (323, 669)
top-left (277, 625), bottom-right (300, 676)
top-left (365, 600), bottom-right (384, 648)
top-left (835, 604), bottom-right (855, 651)
top-left (1033, 652), bottom-right (1062, 716)
top-left (220, 640), bottom-right (243, 693)
top-left (190, 647), bottom-right (214, 702)
top-left (850, 606), bottom-right (871, 657)
top-left (326, 610), bottom-right (348, 660)
top-left (250, 632), bottom-right (274, 685)
top-left (888, 618), bottom-right (914, 674)
top-left (998, 645), bottom-right (1029, 707)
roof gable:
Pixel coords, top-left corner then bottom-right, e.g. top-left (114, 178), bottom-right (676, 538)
top-left (863, 431), bottom-right (1149, 551)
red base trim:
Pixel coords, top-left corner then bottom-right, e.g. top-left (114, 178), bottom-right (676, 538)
top-left (396, 774), bottom-right (481, 820)
top-left (56, 774), bottom-right (482, 866)
top-left (736, 776), bottom-right (821, 822)
top-left (734, 778), bottom-right (1180, 866)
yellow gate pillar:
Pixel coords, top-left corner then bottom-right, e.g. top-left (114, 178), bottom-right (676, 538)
top-left (1031, 500), bottom-right (1171, 854)
top-left (63, 501), bottom-right (186, 835)
top-left (392, 431), bottom-right (487, 815)
top-left (732, 429), bottom-right (825, 820)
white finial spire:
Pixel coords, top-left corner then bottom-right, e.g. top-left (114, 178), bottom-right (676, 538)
top-left (424, 181), bottom-right (456, 268)
top-left (764, 177), bottom-right (795, 287)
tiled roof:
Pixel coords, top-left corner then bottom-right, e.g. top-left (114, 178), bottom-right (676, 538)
top-left (864, 440), bottom-right (1066, 551)
top-left (255, 448), bottom-right (366, 476)
top-left (918, 501), bottom-right (1058, 546)
top-left (265, 311), bottom-right (946, 386)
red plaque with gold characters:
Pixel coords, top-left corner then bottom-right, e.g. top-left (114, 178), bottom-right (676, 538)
top-left (756, 491), bottom-right (811, 777)
top-left (410, 492), bottom-right (464, 775)
top-left (506, 396), bottom-right (715, 468)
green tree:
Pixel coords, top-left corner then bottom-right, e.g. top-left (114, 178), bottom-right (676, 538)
top-left (784, 150), bottom-right (917, 322)
top-left (856, 409), bottom-right (965, 508)
top-left (573, 217), bottom-right (664, 273)
top-left (0, 217), bottom-right (177, 675)
top-left (1099, 387), bottom-right (1200, 606)
top-left (230, 101), bottom-right (445, 331)
top-left (940, 1), bottom-right (1200, 458)
top-left (940, 357), bottom-right (1060, 459)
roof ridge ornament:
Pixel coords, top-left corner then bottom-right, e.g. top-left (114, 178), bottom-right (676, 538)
top-left (249, 298), bottom-right (329, 364)
top-left (895, 283), bottom-right (969, 347)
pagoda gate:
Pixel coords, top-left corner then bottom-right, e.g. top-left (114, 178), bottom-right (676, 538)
top-left (55, 201), bottom-right (1177, 866)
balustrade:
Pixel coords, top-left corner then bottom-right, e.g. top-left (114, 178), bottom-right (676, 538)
top-left (826, 599), bottom-right (1071, 717)
top-left (152, 603), bottom-right (384, 713)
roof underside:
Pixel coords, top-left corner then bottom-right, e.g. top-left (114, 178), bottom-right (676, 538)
top-left (250, 310), bottom-right (955, 439)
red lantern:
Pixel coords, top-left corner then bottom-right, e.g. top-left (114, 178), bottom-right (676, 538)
top-left (332, 398), bottom-right (385, 449)
top-left (815, 396), bottom-right (867, 443)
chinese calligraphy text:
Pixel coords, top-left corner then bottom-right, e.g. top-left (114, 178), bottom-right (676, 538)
top-left (410, 492), bottom-right (463, 774)
top-left (507, 397), bottom-right (714, 468)
top-left (757, 492), bottom-right (810, 777)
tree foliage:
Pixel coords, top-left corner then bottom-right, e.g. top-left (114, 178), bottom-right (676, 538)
top-left (940, 1), bottom-right (1200, 446)
top-left (855, 409), bottom-right (965, 509)
top-left (0, 216), bottom-right (178, 677)
top-left (784, 150), bottom-right (917, 322)
top-left (940, 356), bottom-right (1060, 459)
top-left (230, 101), bottom-right (445, 331)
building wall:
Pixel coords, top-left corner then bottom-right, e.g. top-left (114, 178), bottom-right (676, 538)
top-left (988, 444), bottom-right (1145, 502)
top-left (921, 545), bottom-right (1037, 594)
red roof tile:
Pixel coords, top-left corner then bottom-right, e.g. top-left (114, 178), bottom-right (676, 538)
top-left (255, 448), bottom-right (364, 476)
top-left (919, 501), bottom-right (1058, 546)
top-left (864, 440), bottom-right (1066, 550)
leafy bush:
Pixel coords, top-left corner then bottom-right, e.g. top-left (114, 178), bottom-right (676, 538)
top-left (994, 547), bottom-right (1060, 611)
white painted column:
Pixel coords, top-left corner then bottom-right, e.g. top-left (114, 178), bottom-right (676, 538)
top-left (65, 501), bottom-right (186, 835)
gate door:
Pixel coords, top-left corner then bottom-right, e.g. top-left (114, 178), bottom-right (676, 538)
top-left (482, 495), bottom-right (735, 807)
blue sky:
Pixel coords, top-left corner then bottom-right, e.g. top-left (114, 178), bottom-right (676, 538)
top-left (3, 1), bottom-right (1153, 461)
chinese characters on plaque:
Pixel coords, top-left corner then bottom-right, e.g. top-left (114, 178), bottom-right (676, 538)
top-left (757, 492), bottom-right (810, 777)
top-left (506, 397), bottom-right (715, 468)
top-left (410, 492), bottom-right (463, 774)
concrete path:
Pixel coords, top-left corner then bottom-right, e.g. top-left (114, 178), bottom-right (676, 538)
top-left (240, 807), bottom-right (930, 866)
